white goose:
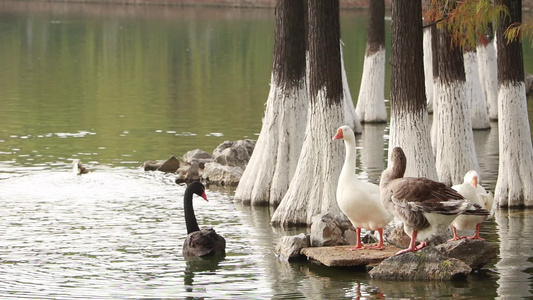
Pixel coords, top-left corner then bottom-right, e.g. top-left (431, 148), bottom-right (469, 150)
top-left (333, 125), bottom-right (393, 250)
top-left (450, 170), bottom-right (495, 240)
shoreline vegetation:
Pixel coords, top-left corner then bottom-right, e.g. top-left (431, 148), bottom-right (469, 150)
top-left (7, 0), bottom-right (533, 11)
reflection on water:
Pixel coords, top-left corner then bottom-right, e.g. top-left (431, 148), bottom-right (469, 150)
top-left (495, 209), bottom-right (533, 298)
top-left (0, 1), bottom-right (533, 299)
top-left (184, 256), bottom-right (223, 296)
top-left (358, 123), bottom-right (387, 184)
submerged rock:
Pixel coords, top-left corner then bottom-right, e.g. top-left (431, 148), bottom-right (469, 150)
top-left (142, 155), bottom-right (180, 173)
top-left (156, 155), bottom-right (180, 173)
top-left (436, 239), bottom-right (498, 270)
top-left (275, 233), bottom-right (310, 261)
top-left (141, 160), bottom-right (161, 171)
top-left (369, 247), bottom-right (471, 280)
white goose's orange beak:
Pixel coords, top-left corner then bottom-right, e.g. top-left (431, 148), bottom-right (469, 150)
top-left (332, 128), bottom-right (343, 140)
top-left (471, 175), bottom-right (478, 188)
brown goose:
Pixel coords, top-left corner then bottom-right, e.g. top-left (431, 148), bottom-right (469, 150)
top-left (182, 181), bottom-right (226, 257)
top-left (379, 147), bottom-right (489, 255)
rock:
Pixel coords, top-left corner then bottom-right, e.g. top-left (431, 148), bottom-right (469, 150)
top-left (142, 156), bottom-right (180, 173)
top-left (175, 161), bottom-right (202, 184)
top-left (301, 245), bottom-right (402, 267)
top-left (310, 213), bottom-right (347, 247)
top-left (201, 162), bottom-right (243, 186)
top-left (141, 160), bottom-right (161, 171)
top-left (369, 247), bottom-right (472, 281)
top-left (384, 218), bottom-right (451, 248)
top-left (362, 232), bottom-right (378, 244)
top-left (436, 239), bottom-right (498, 270)
top-left (212, 139), bottom-right (255, 169)
top-left (343, 229), bottom-right (358, 246)
top-left (383, 219), bottom-right (411, 248)
top-left (157, 155), bottom-right (180, 173)
top-left (182, 149), bottom-right (213, 165)
top-left (275, 233), bottom-right (310, 261)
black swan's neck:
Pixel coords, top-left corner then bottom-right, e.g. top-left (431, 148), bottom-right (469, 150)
top-left (184, 188), bottom-right (200, 234)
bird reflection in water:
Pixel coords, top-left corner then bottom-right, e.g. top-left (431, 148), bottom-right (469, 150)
top-left (183, 256), bottom-right (223, 294)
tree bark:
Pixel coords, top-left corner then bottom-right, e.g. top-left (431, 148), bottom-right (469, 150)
top-left (464, 48), bottom-right (491, 130)
top-left (434, 6), bottom-right (479, 185)
top-left (355, 0), bottom-right (387, 123)
top-left (234, 0), bottom-right (307, 206)
top-left (423, 26), bottom-right (434, 114)
top-left (495, 0), bottom-right (533, 207)
top-left (477, 24), bottom-right (498, 120)
top-left (271, 0), bottom-right (346, 226)
top-left (389, 0), bottom-right (437, 180)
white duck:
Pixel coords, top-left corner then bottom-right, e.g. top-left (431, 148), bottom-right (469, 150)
top-left (380, 147), bottom-right (490, 255)
top-left (450, 170), bottom-right (495, 240)
top-left (333, 125), bottom-right (393, 250)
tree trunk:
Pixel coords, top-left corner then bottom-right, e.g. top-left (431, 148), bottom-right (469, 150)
top-left (434, 16), bottom-right (479, 186)
top-left (355, 0), bottom-right (387, 123)
top-left (271, 0), bottom-right (346, 226)
top-left (477, 26), bottom-right (498, 121)
top-left (495, 0), bottom-right (533, 207)
top-left (423, 26), bottom-right (434, 114)
top-left (233, 0), bottom-right (307, 206)
top-left (464, 48), bottom-right (491, 130)
top-left (430, 23), bottom-right (440, 153)
top-left (341, 42), bottom-right (363, 134)
top-left (389, 0), bottom-right (437, 180)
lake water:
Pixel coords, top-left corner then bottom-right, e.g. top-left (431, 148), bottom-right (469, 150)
top-left (0, 1), bottom-right (532, 299)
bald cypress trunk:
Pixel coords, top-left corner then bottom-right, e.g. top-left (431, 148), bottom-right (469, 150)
top-left (495, 0), bottom-right (533, 207)
top-left (234, 0), bottom-right (307, 206)
top-left (389, 0), bottom-right (436, 180)
top-left (271, 0), bottom-right (346, 226)
top-left (477, 24), bottom-right (498, 120)
top-left (464, 47), bottom-right (491, 130)
top-left (434, 4), bottom-right (479, 185)
top-left (355, 0), bottom-right (387, 123)
top-left (423, 26), bottom-right (434, 114)
top-left (431, 23), bottom-right (440, 152)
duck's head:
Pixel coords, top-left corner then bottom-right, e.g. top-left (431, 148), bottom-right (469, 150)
top-left (464, 170), bottom-right (479, 188)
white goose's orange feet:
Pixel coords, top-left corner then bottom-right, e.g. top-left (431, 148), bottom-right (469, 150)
top-left (367, 244), bottom-right (384, 250)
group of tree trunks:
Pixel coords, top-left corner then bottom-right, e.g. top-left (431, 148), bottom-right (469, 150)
top-left (234, 0), bottom-right (532, 228)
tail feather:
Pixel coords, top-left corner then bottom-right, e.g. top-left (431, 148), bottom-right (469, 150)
top-left (461, 202), bottom-right (490, 216)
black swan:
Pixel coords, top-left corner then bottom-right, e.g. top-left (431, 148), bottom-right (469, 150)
top-left (379, 147), bottom-right (489, 255)
top-left (182, 181), bottom-right (226, 257)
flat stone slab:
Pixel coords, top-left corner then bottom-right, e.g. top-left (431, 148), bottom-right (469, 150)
top-left (300, 244), bottom-right (403, 267)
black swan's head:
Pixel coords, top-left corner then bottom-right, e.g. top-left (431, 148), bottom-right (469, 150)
top-left (188, 181), bottom-right (208, 201)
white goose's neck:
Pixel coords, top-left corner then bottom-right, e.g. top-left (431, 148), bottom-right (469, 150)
top-left (341, 138), bottom-right (357, 178)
